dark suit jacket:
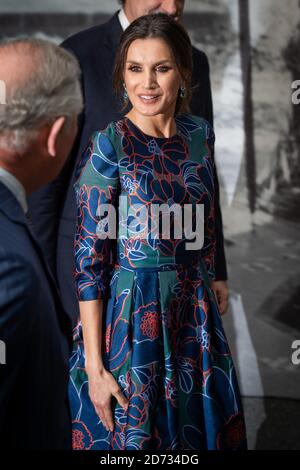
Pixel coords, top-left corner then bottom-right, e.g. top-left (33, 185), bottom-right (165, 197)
top-left (0, 183), bottom-right (72, 449)
top-left (28, 11), bottom-right (227, 327)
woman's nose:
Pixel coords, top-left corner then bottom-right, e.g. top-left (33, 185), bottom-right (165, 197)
top-left (143, 71), bottom-right (157, 89)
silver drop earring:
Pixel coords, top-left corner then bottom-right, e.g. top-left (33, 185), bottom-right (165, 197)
top-left (180, 85), bottom-right (186, 98)
top-left (123, 82), bottom-right (128, 102)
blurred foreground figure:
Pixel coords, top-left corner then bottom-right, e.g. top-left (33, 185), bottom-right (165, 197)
top-left (0, 37), bottom-right (83, 449)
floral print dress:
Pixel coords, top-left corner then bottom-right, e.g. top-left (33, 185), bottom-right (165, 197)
top-left (69, 114), bottom-right (247, 450)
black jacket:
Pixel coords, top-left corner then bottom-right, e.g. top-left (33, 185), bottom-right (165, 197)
top-left (0, 183), bottom-right (72, 449)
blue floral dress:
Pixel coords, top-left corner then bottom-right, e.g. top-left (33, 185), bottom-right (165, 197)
top-left (69, 114), bottom-right (247, 450)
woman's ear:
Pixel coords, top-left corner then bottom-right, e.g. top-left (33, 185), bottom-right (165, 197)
top-left (47, 116), bottom-right (66, 157)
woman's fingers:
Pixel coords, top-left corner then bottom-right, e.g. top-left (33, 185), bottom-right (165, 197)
top-left (113, 389), bottom-right (129, 411)
top-left (108, 373), bottom-right (129, 410)
top-left (97, 398), bottom-right (122, 432)
top-left (97, 408), bottom-right (110, 432)
top-left (90, 392), bottom-right (111, 432)
top-left (103, 405), bottom-right (114, 432)
top-left (89, 370), bottom-right (129, 433)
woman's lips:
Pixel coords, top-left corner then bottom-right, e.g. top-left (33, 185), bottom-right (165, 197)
top-left (138, 94), bottom-right (161, 104)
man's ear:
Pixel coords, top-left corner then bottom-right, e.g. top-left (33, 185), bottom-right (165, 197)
top-left (47, 116), bottom-right (66, 157)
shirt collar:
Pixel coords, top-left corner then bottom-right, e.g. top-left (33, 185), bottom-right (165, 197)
top-left (118, 8), bottom-right (130, 31)
top-left (0, 167), bottom-right (28, 214)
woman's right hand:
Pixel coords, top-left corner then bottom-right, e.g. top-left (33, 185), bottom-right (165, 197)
top-left (87, 367), bottom-right (129, 433)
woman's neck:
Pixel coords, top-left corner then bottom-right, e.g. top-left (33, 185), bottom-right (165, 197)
top-left (125, 111), bottom-right (177, 138)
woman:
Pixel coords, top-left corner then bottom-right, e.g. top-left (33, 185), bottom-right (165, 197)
top-left (69, 13), bottom-right (247, 450)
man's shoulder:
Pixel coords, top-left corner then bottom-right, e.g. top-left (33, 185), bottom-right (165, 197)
top-left (0, 196), bottom-right (42, 276)
top-left (62, 23), bottom-right (107, 50)
top-left (0, 210), bottom-right (33, 264)
top-left (61, 12), bottom-right (120, 58)
top-left (0, 232), bottom-right (37, 298)
top-left (0, 190), bottom-right (25, 248)
top-left (192, 44), bottom-right (209, 70)
top-left (0, 213), bottom-right (54, 312)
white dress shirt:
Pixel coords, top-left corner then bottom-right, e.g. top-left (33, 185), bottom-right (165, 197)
top-left (0, 167), bottom-right (28, 214)
top-left (118, 8), bottom-right (130, 31)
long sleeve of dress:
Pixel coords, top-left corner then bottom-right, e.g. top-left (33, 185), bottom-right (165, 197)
top-left (200, 121), bottom-right (216, 280)
top-left (74, 130), bottom-right (119, 301)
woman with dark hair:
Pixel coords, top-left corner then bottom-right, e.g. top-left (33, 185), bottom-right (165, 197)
top-left (69, 13), bottom-right (247, 450)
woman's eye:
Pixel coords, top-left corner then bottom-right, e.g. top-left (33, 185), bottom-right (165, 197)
top-left (129, 66), bottom-right (141, 72)
top-left (156, 66), bottom-right (171, 73)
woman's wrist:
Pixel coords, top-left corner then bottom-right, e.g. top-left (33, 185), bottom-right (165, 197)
top-left (85, 359), bottom-right (105, 376)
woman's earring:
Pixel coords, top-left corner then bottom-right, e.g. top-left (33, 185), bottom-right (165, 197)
top-left (123, 82), bottom-right (128, 102)
top-left (180, 85), bottom-right (186, 98)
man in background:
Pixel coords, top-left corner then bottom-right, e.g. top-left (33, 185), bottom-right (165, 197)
top-left (28, 0), bottom-right (229, 327)
top-left (0, 37), bottom-right (83, 449)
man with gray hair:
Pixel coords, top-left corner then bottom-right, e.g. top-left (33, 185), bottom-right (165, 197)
top-left (0, 37), bottom-right (83, 449)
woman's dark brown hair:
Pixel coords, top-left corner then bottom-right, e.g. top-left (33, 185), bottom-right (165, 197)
top-left (113, 13), bottom-right (193, 115)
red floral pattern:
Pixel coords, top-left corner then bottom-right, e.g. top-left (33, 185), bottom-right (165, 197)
top-left (140, 311), bottom-right (160, 340)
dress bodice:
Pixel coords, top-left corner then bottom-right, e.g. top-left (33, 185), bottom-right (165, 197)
top-left (74, 114), bottom-right (216, 300)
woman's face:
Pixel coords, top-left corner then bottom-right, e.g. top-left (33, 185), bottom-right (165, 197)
top-left (123, 37), bottom-right (182, 118)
